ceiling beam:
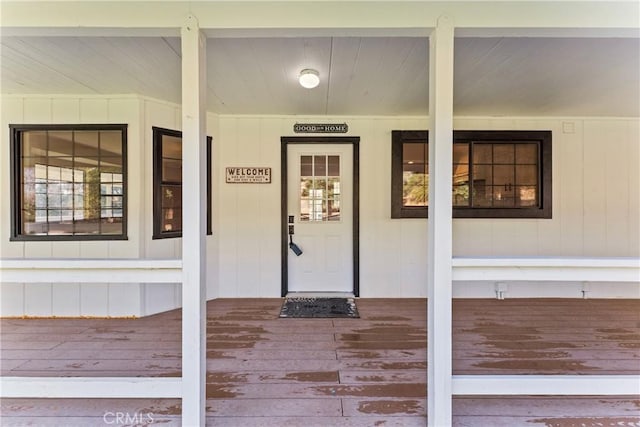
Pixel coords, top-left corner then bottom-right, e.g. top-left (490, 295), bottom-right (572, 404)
top-left (2, 1), bottom-right (638, 37)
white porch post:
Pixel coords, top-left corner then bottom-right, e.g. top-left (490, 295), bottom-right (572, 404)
top-left (427, 15), bottom-right (455, 427)
top-left (181, 15), bottom-right (207, 427)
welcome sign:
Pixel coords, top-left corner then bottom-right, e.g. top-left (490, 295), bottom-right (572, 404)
top-left (225, 167), bottom-right (272, 184)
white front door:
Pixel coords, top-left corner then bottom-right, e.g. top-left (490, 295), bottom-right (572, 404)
top-left (287, 144), bottom-right (353, 293)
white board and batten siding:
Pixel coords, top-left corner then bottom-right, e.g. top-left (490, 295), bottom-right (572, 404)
top-left (0, 95), bottom-right (219, 317)
top-left (1, 96), bottom-right (144, 317)
top-left (1, 94), bottom-right (639, 317)
top-left (450, 118), bottom-right (640, 298)
top-left (216, 115), bottom-right (640, 298)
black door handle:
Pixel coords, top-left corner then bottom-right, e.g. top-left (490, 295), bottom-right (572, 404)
top-left (289, 235), bottom-right (303, 256)
top-left (288, 216), bottom-right (302, 256)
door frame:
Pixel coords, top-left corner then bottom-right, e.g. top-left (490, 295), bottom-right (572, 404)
top-left (281, 136), bottom-right (360, 297)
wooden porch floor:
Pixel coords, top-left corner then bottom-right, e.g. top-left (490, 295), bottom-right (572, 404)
top-left (1, 298), bottom-right (639, 426)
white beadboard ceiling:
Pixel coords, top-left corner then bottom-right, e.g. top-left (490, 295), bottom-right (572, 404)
top-left (1, 36), bottom-right (638, 117)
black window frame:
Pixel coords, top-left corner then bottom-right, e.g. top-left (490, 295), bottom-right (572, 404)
top-left (10, 123), bottom-right (128, 241)
top-left (152, 126), bottom-right (212, 239)
top-left (391, 130), bottom-right (552, 219)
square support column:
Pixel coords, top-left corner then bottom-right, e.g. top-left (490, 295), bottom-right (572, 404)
top-left (427, 15), bottom-right (455, 427)
top-left (181, 14), bottom-right (207, 427)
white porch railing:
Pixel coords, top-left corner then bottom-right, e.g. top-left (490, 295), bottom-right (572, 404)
top-left (0, 258), bottom-right (183, 399)
top-left (0, 258), bottom-right (182, 283)
top-left (453, 375), bottom-right (640, 395)
top-left (1, 258), bottom-right (639, 402)
top-left (452, 256), bottom-right (640, 283)
top-left (451, 256), bottom-right (640, 397)
top-left (1, 377), bottom-right (182, 398)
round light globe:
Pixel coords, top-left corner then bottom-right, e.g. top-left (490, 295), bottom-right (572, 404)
top-left (299, 69), bottom-right (320, 89)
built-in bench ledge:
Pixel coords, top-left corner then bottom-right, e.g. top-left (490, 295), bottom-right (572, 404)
top-left (0, 259), bottom-right (182, 284)
top-left (452, 257), bottom-right (640, 299)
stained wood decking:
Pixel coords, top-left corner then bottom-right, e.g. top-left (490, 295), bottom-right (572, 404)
top-left (1, 298), bottom-right (639, 426)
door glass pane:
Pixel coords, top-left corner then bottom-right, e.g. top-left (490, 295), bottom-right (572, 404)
top-left (328, 197), bottom-right (341, 221)
top-left (300, 154), bottom-right (340, 222)
top-left (314, 155), bottom-right (327, 176)
top-left (301, 156), bottom-right (313, 176)
top-left (328, 156), bottom-right (340, 176)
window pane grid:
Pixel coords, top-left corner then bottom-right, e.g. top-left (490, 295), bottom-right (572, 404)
top-left (300, 155), bottom-right (340, 222)
top-left (392, 130), bottom-right (549, 218)
top-left (152, 127), bottom-right (212, 239)
top-left (402, 143), bottom-right (428, 207)
top-left (453, 142), bottom-right (470, 206)
top-left (158, 133), bottom-right (184, 234)
top-left (471, 142), bottom-right (539, 208)
top-left (17, 128), bottom-right (125, 237)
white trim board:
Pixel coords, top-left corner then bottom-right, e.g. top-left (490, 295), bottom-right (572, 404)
top-left (453, 375), bottom-right (640, 396)
top-left (452, 281), bottom-right (640, 299)
top-left (0, 377), bottom-right (182, 398)
top-left (452, 257), bottom-right (640, 283)
top-left (0, 259), bottom-right (182, 283)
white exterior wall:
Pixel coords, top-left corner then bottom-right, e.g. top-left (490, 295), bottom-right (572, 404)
top-left (452, 118), bottom-right (639, 298)
top-left (140, 98), bottom-right (219, 313)
top-left (215, 115), bottom-right (640, 298)
top-left (140, 99), bottom-right (183, 316)
top-left (1, 95), bottom-right (638, 316)
top-left (0, 95), bottom-right (220, 317)
top-left (453, 118), bottom-right (640, 258)
top-left (0, 95), bottom-right (144, 317)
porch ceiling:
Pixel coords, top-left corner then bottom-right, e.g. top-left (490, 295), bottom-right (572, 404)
top-left (1, 35), bottom-right (639, 117)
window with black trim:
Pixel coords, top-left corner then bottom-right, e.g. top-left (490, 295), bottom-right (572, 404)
top-left (152, 127), bottom-right (212, 239)
top-left (10, 124), bottom-right (128, 240)
top-left (391, 130), bottom-right (552, 218)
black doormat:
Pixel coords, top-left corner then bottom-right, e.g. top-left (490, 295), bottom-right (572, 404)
top-left (279, 297), bottom-right (359, 318)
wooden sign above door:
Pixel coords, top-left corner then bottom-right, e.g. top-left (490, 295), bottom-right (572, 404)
top-left (293, 123), bottom-right (348, 133)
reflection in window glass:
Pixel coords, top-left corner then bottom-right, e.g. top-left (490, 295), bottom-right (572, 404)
top-left (300, 154), bottom-right (340, 222)
top-left (155, 129), bottom-right (186, 236)
top-left (152, 127), bottom-right (213, 239)
top-left (13, 125), bottom-right (126, 238)
top-left (391, 130), bottom-right (550, 219)
top-left (402, 140), bottom-right (540, 209)
top-left (471, 142), bottom-right (539, 208)
top-left (453, 142), bottom-right (470, 206)
top-left (402, 143), bottom-right (428, 207)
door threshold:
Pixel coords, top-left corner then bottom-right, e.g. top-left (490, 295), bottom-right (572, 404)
top-left (286, 292), bottom-right (355, 298)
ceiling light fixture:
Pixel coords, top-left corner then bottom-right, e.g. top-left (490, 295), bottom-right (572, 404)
top-left (299, 69), bottom-right (320, 89)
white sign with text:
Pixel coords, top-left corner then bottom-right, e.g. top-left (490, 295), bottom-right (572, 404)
top-left (225, 167), bottom-right (272, 184)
